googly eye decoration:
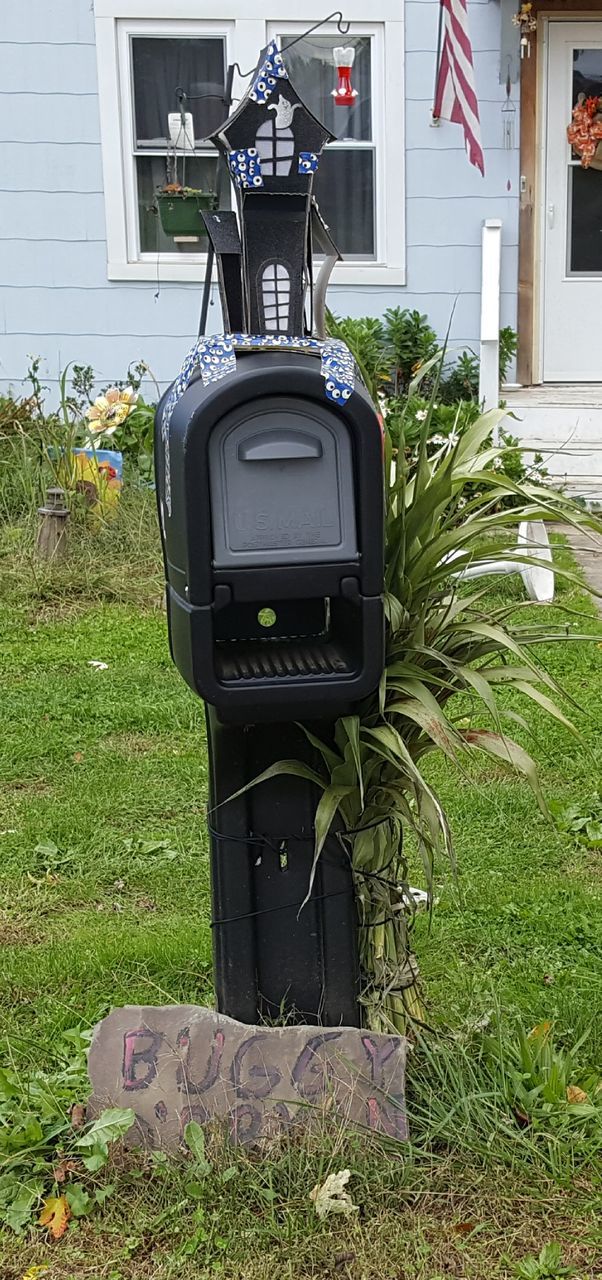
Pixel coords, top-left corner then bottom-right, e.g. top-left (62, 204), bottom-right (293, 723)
top-left (298, 151), bottom-right (319, 174)
top-left (228, 149), bottom-right (264, 189)
top-left (249, 39), bottom-right (289, 104)
top-left (320, 339), bottom-right (356, 404)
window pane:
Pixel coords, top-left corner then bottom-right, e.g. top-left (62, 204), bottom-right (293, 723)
top-left (569, 165), bottom-right (602, 273)
top-left (573, 46), bottom-right (602, 104)
top-left (132, 37), bottom-right (226, 147)
top-left (137, 155), bottom-right (219, 252)
top-left (280, 35), bottom-right (372, 142)
top-left (313, 148), bottom-right (375, 257)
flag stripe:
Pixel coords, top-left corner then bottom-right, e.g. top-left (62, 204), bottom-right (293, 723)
top-left (433, 0), bottom-right (484, 176)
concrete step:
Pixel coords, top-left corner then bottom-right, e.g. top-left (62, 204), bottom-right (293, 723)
top-left (501, 384), bottom-right (602, 503)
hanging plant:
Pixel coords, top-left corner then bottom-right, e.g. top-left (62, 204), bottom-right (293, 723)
top-left (155, 184), bottom-right (217, 238)
top-left (567, 94), bottom-right (602, 170)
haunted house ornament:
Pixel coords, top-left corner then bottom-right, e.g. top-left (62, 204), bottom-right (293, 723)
top-left (204, 40), bottom-right (338, 337)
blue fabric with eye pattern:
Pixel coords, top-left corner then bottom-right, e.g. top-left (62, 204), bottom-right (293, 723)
top-left (228, 148), bottom-right (264, 189)
top-left (250, 40), bottom-right (288, 105)
top-left (298, 151), bottom-right (319, 174)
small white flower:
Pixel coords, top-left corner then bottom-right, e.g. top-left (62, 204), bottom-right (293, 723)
top-left (431, 433), bottom-right (446, 446)
top-left (88, 660), bottom-right (109, 671)
top-left (310, 1170), bottom-right (358, 1220)
top-left (447, 429), bottom-right (460, 447)
top-left (415, 408), bottom-right (428, 422)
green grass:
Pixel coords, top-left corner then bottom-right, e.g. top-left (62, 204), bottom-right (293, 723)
top-left (1, 510), bottom-right (602, 1277)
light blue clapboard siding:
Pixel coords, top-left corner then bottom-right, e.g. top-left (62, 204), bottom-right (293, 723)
top-left (407, 148), bottom-right (519, 199)
top-left (0, 238), bottom-right (117, 287)
top-left (0, 143), bottom-right (104, 193)
top-left (406, 195), bottom-right (517, 245)
top-left (406, 244), bottom-right (519, 293)
top-left (2, 0), bottom-right (95, 44)
top-left (3, 286), bottom-right (209, 337)
top-left (0, 41), bottom-right (98, 93)
top-left (0, 191), bottom-right (106, 240)
top-left (0, 0), bottom-right (520, 399)
top-left (1, 93), bottom-right (101, 145)
top-left (0, 333), bottom-right (221, 394)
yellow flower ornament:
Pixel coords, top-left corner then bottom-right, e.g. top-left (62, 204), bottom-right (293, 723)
top-left (87, 386), bottom-right (137, 436)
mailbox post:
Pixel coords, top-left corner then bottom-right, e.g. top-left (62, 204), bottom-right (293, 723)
top-left (155, 40), bottom-right (385, 1027)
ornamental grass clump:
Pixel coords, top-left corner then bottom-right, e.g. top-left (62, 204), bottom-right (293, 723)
top-left (245, 368), bottom-right (601, 1035)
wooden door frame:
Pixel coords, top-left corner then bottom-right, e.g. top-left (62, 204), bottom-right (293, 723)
top-left (517, 2), bottom-right (601, 385)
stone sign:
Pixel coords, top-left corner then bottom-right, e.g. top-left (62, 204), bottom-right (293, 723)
top-left (88, 1005), bottom-right (408, 1149)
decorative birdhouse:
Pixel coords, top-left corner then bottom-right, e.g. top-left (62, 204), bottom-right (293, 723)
top-left (206, 40), bottom-right (337, 336)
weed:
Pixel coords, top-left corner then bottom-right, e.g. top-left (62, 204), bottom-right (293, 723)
top-left (0, 1028), bottom-right (132, 1233)
top-left (550, 784), bottom-right (602, 849)
top-left (512, 1242), bottom-right (576, 1279)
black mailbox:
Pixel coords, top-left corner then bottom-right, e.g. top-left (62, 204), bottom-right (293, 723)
top-left (156, 348), bottom-right (384, 723)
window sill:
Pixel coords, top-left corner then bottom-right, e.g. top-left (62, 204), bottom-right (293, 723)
top-left (107, 260), bottom-right (406, 286)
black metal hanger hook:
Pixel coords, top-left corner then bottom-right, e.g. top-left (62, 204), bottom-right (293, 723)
top-left (172, 12), bottom-right (351, 116)
top-left (231, 11), bottom-right (351, 80)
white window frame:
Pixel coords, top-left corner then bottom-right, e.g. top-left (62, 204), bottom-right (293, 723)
top-left (94, 0), bottom-right (405, 286)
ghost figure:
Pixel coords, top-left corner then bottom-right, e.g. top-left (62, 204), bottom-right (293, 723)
top-left (267, 95), bottom-right (300, 130)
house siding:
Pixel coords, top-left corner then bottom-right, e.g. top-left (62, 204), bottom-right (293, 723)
top-left (0, 0), bottom-right (519, 399)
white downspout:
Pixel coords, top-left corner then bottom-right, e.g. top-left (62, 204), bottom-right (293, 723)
top-left (479, 218), bottom-right (502, 437)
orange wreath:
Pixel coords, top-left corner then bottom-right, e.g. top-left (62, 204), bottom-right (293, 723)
top-left (567, 93), bottom-right (602, 169)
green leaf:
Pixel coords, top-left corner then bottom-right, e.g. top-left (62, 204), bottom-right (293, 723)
top-left (94, 1184), bottom-right (115, 1206)
top-left (0, 1069), bottom-right (18, 1100)
top-left (76, 1107), bottom-right (134, 1171)
top-left (461, 729), bottom-right (548, 815)
top-left (301, 785), bottom-right (355, 911)
top-left (298, 726), bottom-right (342, 774)
top-left (3, 1179), bottom-right (43, 1233)
top-left (183, 1121), bottom-right (211, 1175)
top-left (385, 698), bottom-right (461, 760)
top-left (224, 761), bottom-right (327, 809)
top-left (339, 716), bottom-right (364, 808)
top-left (66, 1182), bottom-right (91, 1217)
top-left (79, 1147), bottom-right (108, 1174)
top-left (512, 681), bottom-right (580, 739)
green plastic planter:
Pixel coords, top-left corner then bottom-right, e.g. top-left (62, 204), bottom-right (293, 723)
top-left (156, 190), bottom-right (217, 237)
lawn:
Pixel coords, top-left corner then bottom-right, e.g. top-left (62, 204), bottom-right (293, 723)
top-left (1, 502), bottom-right (601, 1278)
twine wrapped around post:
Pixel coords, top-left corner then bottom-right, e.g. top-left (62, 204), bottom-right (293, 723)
top-left (37, 487), bottom-right (69, 561)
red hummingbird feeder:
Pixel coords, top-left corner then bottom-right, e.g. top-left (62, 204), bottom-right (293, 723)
top-left (332, 45), bottom-right (358, 107)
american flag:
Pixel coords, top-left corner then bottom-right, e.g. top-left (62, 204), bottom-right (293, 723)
top-left (433, 0), bottom-right (484, 176)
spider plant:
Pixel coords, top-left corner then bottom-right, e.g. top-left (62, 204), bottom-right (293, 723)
top-left (241, 368), bottom-right (601, 1035)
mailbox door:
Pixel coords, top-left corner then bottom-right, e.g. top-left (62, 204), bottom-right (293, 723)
top-left (208, 396), bottom-right (358, 567)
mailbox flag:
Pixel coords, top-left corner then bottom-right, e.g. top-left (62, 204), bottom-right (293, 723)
top-left (433, 0), bottom-right (485, 176)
